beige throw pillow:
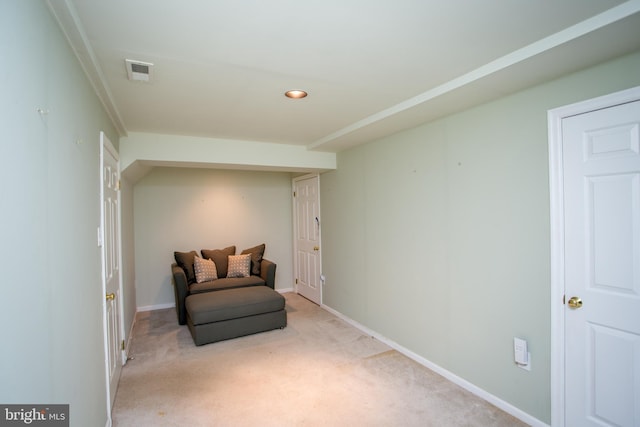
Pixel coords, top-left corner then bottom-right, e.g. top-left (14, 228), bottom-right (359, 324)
top-left (227, 254), bottom-right (251, 278)
top-left (194, 256), bottom-right (218, 283)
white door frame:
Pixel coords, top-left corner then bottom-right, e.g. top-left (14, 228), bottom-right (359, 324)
top-left (292, 173), bottom-right (322, 304)
top-left (100, 131), bottom-right (125, 423)
top-left (548, 85), bottom-right (640, 427)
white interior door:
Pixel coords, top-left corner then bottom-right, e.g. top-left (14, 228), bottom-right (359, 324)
top-left (562, 98), bottom-right (640, 427)
top-left (293, 175), bottom-right (322, 304)
top-left (100, 132), bottom-right (122, 413)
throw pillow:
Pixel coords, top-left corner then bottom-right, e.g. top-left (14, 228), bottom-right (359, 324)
top-left (193, 256), bottom-right (218, 283)
top-left (201, 246), bottom-right (235, 278)
top-left (241, 243), bottom-right (265, 276)
top-left (227, 254), bottom-right (251, 278)
top-left (174, 250), bottom-right (198, 284)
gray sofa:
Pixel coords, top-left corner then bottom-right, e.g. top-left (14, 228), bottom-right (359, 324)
top-left (171, 245), bottom-right (276, 325)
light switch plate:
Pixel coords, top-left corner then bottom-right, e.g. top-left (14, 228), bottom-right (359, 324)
top-left (514, 337), bottom-right (530, 369)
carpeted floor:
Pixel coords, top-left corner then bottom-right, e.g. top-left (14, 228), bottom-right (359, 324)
top-left (112, 292), bottom-right (527, 426)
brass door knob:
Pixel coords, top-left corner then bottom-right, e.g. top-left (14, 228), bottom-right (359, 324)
top-left (106, 293), bottom-right (116, 301)
top-left (567, 296), bottom-right (582, 309)
top-left (313, 246), bottom-right (320, 251)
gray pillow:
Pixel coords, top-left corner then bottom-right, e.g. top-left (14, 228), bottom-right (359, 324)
top-left (201, 246), bottom-right (235, 278)
top-left (241, 243), bottom-right (265, 276)
top-left (174, 250), bottom-right (198, 284)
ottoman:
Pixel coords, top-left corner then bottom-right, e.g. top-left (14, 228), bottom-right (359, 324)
top-left (185, 286), bottom-right (287, 346)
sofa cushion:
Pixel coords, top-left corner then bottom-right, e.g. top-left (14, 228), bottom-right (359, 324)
top-left (241, 243), bottom-right (265, 276)
top-left (227, 254), bottom-right (251, 278)
top-left (186, 286), bottom-right (285, 326)
top-left (174, 250), bottom-right (198, 284)
top-left (189, 276), bottom-right (265, 294)
top-left (201, 246), bottom-right (235, 278)
top-left (194, 256), bottom-right (218, 283)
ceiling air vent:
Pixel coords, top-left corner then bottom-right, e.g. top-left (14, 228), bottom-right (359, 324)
top-left (125, 59), bottom-right (153, 82)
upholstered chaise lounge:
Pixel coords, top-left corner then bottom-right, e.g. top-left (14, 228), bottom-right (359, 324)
top-left (171, 244), bottom-right (286, 345)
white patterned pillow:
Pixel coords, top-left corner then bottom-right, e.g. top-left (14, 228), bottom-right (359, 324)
top-left (193, 256), bottom-right (218, 283)
top-left (227, 254), bottom-right (251, 278)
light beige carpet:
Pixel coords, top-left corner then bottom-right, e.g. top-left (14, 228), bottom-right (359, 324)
top-left (112, 293), bottom-right (527, 427)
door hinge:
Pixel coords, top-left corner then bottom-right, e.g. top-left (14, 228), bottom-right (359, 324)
top-left (121, 340), bottom-right (125, 351)
top-left (562, 294), bottom-right (565, 305)
top-left (295, 278), bottom-right (298, 284)
top-left (293, 191), bottom-right (296, 197)
top-left (116, 179), bottom-right (121, 191)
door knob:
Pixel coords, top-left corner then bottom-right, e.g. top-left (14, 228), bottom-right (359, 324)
top-left (567, 296), bottom-right (582, 309)
top-left (313, 246), bottom-right (319, 251)
top-left (106, 293), bottom-right (115, 301)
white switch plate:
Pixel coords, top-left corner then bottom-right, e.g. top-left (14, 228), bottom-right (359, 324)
top-left (514, 337), bottom-right (527, 363)
top-left (514, 337), bottom-right (531, 371)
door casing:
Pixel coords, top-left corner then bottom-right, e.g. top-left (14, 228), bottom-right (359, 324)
top-left (548, 85), bottom-right (640, 427)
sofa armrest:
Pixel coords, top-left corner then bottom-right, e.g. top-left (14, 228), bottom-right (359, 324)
top-left (260, 259), bottom-right (277, 289)
top-left (171, 263), bottom-right (190, 325)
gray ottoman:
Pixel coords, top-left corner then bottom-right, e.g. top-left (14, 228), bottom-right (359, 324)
top-left (185, 286), bottom-right (286, 346)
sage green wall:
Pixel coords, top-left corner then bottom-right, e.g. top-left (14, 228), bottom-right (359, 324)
top-left (134, 167), bottom-right (294, 309)
top-left (0, 1), bottom-right (122, 425)
top-left (320, 51), bottom-right (640, 423)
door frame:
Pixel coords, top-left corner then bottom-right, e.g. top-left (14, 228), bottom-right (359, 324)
top-left (547, 85), bottom-right (640, 427)
top-left (292, 173), bottom-right (322, 304)
top-left (100, 131), bottom-right (125, 421)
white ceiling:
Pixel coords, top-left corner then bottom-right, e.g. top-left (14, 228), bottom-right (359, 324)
top-left (49, 0), bottom-right (640, 152)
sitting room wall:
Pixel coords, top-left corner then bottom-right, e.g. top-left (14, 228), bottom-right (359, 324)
top-left (133, 167), bottom-right (294, 310)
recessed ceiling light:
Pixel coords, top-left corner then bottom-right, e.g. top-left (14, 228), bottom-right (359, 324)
top-left (285, 90), bottom-right (308, 99)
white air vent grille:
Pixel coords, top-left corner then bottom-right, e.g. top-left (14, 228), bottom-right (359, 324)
top-left (125, 59), bottom-right (153, 82)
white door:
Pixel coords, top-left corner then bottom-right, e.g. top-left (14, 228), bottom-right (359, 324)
top-left (100, 132), bottom-right (122, 413)
top-left (562, 99), bottom-right (640, 427)
top-left (293, 175), bottom-right (322, 304)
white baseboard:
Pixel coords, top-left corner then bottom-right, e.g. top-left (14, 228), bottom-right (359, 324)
top-left (277, 287), bottom-right (294, 294)
top-left (320, 303), bottom-right (549, 427)
top-left (137, 302), bottom-right (175, 312)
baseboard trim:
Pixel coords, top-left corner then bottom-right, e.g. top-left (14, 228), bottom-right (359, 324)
top-left (137, 302), bottom-right (175, 312)
top-left (320, 303), bottom-right (549, 427)
top-left (277, 287), bottom-right (294, 294)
